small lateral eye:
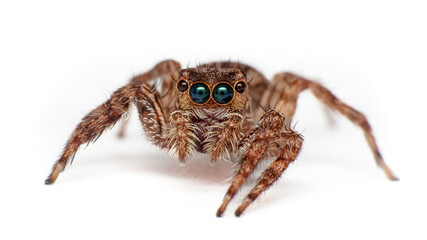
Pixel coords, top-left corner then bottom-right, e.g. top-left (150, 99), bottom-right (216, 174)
top-left (177, 80), bottom-right (189, 92)
top-left (235, 81), bottom-right (246, 93)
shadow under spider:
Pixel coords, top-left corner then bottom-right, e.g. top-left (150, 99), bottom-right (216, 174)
top-left (59, 150), bottom-right (236, 185)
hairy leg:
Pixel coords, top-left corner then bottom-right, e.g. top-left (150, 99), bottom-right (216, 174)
top-left (131, 59), bottom-right (181, 117)
top-left (134, 84), bottom-right (168, 145)
top-left (203, 113), bottom-right (244, 163)
top-left (163, 111), bottom-right (198, 163)
top-left (45, 84), bottom-right (140, 184)
top-left (264, 72), bottom-right (398, 180)
top-left (235, 128), bottom-right (303, 216)
top-left (45, 60), bottom-right (180, 184)
top-left (117, 59), bottom-right (181, 137)
top-left (216, 110), bottom-right (295, 217)
top-left (260, 72), bottom-right (309, 125)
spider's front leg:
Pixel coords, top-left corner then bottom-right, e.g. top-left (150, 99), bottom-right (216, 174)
top-left (216, 110), bottom-right (303, 217)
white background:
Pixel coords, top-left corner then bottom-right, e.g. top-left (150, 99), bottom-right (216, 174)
top-left (1, 0), bottom-right (426, 239)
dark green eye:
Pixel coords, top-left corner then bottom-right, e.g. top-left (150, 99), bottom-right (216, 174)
top-left (190, 82), bottom-right (210, 104)
top-left (213, 83), bottom-right (234, 104)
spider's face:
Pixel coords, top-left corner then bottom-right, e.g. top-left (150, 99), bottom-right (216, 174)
top-left (176, 68), bottom-right (249, 112)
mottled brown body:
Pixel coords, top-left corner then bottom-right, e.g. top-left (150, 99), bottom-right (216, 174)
top-left (46, 59), bottom-right (398, 216)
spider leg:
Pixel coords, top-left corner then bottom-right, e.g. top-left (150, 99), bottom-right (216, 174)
top-left (216, 110), bottom-right (292, 217)
top-left (45, 60), bottom-right (181, 184)
top-left (259, 72), bottom-right (309, 125)
top-left (263, 72), bottom-right (398, 180)
top-left (45, 84), bottom-right (140, 184)
top-left (163, 111), bottom-right (198, 163)
top-left (130, 59), bottom-right (180, 117)
top-left (235, 128), bottom-right (303, 216)
top-left (203, 113), bottom-right (244, 163)
top-left (117, 59), bottom-right (181, 137)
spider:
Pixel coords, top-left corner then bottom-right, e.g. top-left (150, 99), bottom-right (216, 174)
top-left (45, 59), bottom-right (398, 217)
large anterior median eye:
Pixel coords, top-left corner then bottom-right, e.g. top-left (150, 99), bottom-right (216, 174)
top-left (213, 83), bottom-right (234, 104)
top-left (190, 82), bottom-right (210, 104)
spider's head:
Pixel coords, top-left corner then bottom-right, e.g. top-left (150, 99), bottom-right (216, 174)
top-left (175, 67), bottom-right (249, 112)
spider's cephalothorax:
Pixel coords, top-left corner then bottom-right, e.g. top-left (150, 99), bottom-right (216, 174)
top-left (45, 59), bottom-right (398, 217)
top-left (169, 67), bottom-right (249, 161)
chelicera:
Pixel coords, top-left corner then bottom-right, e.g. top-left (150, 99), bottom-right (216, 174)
top-left (45, 60), bottom-right (398, 217)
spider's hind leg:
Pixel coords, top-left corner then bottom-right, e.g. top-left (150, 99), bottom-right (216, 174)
top-left (262, 72), bottom-right (398, 181)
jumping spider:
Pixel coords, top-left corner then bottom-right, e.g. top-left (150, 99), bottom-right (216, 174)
top-left (45, 60), bottom-right (398, 217)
